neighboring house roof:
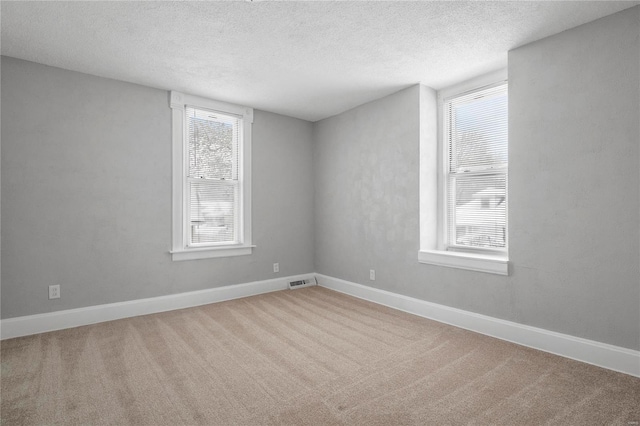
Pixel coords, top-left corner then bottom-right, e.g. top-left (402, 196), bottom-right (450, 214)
top-left (455, 188), bottom-right (506, 228)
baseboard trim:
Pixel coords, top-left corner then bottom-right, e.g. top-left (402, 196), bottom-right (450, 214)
top-left (0, 273), bottom-right (314, 340)
top-left (4, 273), bottom-right (638, 378)
top-left (316, 274), bottom-right (640, 378)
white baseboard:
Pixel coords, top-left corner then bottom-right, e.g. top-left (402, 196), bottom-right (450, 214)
top-left (0, 273), bottom-right (315, 340)
top-left (316, 274), bottom-right (640, 378)
top-left (4, 272), bottom-right (638, 378)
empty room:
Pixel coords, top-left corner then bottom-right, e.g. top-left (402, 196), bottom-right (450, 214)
top-left (1, 1), bottom-right (639, 424)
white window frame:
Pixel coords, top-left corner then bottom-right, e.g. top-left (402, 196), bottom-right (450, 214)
top-left (419, 69), bottom-right (509, 275)
top-left (443, 81), bottom-right (508, 255)
top-left (169, 91), bottom-right (254, 261)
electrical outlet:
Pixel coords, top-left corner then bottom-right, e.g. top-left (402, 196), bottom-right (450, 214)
top-left (49, 285), bottom-right (60, 300)
top-left (369, 269), bottom-right (375, 281)
top-left (273, 263), bottom-right (279, 273)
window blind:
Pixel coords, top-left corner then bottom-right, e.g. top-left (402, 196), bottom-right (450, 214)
top-left (446, 83), bottom-right (508, 251)
top-left (186, 106), bottom-right (241, 246)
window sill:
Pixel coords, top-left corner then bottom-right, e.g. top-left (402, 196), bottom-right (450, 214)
top-left (418, 249), bottom-right (509, 275)
top-left (171, 245), bottom-right (255, 261)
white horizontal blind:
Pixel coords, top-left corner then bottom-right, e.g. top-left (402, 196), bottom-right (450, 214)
top-left (446, 83), bottom-right (508, 251)
top-left (186, 106), bottom-right (241, 246)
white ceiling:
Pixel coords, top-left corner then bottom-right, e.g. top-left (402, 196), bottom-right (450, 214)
top-left (1, 1), bottom-right (637, 122)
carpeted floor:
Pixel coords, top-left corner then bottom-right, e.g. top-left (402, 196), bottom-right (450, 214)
top-left (1, 286), bottom-right (639, 425)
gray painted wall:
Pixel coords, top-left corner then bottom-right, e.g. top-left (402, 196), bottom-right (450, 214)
top-left (313, 7), bottom-right (640, 350)
top-left (1, 57), bottom-right (315, 318)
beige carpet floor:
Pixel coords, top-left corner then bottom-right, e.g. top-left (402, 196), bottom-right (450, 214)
top-left (1, 286), bottom-right (639, 425)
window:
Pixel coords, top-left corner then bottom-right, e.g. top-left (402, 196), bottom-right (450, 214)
top-left (444, 83), bottom-right (508, 254)
top-left (170, 91), bottom-right (253, 261)
top-left (419, 72), bottom-right (508, 275)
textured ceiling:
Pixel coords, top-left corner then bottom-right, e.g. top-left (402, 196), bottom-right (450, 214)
top-left (1, 1), bottom-right (637, 122)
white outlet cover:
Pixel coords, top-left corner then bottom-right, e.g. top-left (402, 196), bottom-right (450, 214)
top-left (49, 285), bottom-right (60, 299)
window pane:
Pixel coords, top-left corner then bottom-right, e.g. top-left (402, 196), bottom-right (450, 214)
top-left (187, 107), bottom-right (239, 180)
top-left (448, 88), bottom-right (507, 172)
top-left (189, 180), bottom-right (237, 245)
top-left (449, 173), bottom-right (506, 249)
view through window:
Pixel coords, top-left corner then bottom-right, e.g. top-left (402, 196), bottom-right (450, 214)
top-left (186, 107), bottom-right (241, 246)
top-left (444, 83), bottom-right (508, 252)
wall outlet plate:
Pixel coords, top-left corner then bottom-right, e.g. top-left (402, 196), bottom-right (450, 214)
top-left (49, 285), bottom-right (60, 299)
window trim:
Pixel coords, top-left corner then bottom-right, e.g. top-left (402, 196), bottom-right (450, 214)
top-left (169, 91), bottom-right (254, 261)
top-left (419, 69), bottom-right (509, 275)
top-left (419, 249), bottom-right (509, 275)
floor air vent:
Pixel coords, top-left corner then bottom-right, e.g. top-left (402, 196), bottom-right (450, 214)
top-left (288, 277), bottom-right (317, 290)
